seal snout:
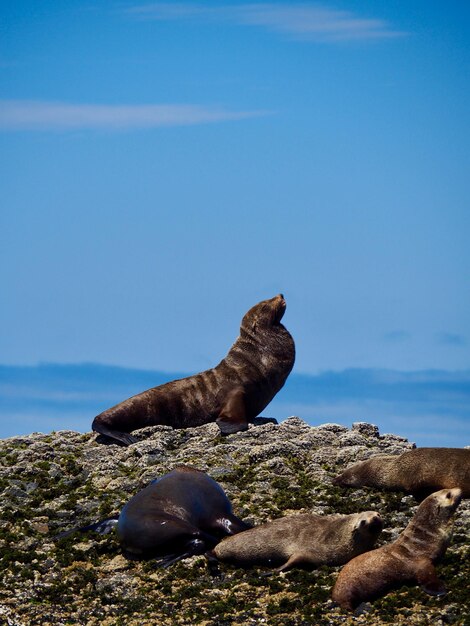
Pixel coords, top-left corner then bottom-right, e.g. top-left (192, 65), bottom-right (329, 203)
top-left (447, 487), bottom-right (462, 508)
top-left (332, 472), bottom-right (355, 487)
top-left (368, 513), bottom-right (383, 531)
top-left (275, 293), bottom-right (286, 308)
top-left (435, 487), bottom-right (462, 510)
top-left (270, 293), bottom-right (287, 323)
top-left (355, 511), bottom-right (382, 534)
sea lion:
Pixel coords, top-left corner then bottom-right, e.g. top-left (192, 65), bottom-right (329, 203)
top-left (332, 448), bottom-right (470, 499)
top-left (57, 466), bottom-right (250, 566)
top-left (211, 511), bottom-right (383, 572)
top-left (332, 488), bottom-right (462, 611)
top-left (92, 294), bottom-right (295, 445)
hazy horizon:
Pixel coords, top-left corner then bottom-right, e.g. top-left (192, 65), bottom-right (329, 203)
top-left (1, 362), bottom-right (468, 447)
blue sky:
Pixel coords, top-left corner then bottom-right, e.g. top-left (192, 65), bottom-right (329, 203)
top-left (1, 2), bottom-right (469, 440)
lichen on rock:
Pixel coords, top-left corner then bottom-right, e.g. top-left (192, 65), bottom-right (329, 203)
top-left (0, 418), bottom-right (468, 625)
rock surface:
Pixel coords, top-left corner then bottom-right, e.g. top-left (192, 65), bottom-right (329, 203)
top-left (0, 417), bottom-right (468, 625)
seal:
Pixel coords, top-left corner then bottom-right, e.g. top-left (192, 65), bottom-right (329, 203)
top-left (332, 488), bottom-right (462, 611)
top-left (211, 511), bottom-right (383, 572)
top-left (57, 466), bottom-right (250, 566)
top-left (332, 448), bottom-right (470, 499)
top-left (92, 294), bottom-right (295, 445)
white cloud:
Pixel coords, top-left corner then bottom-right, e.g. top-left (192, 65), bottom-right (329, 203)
top-left (0, 100), bottom-right (268, 131)
top-left (125, 3), bottom-right (406, 42)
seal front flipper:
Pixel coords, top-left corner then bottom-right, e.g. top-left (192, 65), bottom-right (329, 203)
top-left (415, 559), bottom-right (447, 596)
top-left (205, 550), bottom-right (224, 578)
top-left (274, 552), bottom-right (308, 573)
top-left (92, 420), bottom-right (138, 446)
top-left (216, 387), bottom-right (249, 435)
top-left (151, 537), bottom-right (216, 568)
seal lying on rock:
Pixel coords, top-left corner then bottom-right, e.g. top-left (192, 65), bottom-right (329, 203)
top-left (332, 488), bottom-right (462, 611)
top-left (332, 448), bottom-right (470, 498)
top-left (92, 294), bottom-right (295, 445)
top-left (57, 466), bottom-right (250, 566)
top-left (211, 511), bottom-right (383, 572)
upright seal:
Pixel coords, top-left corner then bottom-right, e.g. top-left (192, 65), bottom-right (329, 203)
top-left (332, 488), bottom-right (462, 611)
top-left (211, 511), bottom-right (383, 572)
top-left (333, 448), bottom-right (470, 498)
top-left (57, 466), bottom-right (250, 566)
top-left (92, 294), bottom-right (295, 445)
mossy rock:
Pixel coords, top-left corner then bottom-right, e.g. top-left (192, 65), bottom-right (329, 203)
top-left (0, 420), bottom-right (468, 625)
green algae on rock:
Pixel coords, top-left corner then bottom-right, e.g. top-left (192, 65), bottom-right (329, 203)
top-left (0, 419), bottom-right (468, 626)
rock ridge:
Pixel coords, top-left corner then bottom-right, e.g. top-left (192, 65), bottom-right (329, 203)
top-left (0, 418), bottom-right (468, 625)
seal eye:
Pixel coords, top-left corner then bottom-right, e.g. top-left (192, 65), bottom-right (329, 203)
top-left (446, 492), bottom-right (452, 500)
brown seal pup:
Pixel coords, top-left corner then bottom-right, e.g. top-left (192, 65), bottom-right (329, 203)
top-left (92, 294), bottom-right (295, 445)
top-left (332, 488), bottom-right (462, 611)
top-left (57, 466), bottom-right (250, 566)
top-left (211, 511), bottom-right (383, 572)
top-left (332, 448), bottom-right (470, 499)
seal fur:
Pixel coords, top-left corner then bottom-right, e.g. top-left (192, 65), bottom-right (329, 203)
top-left (211, 511), bottom-right (382, 572)
top-left (92, 294), bottom-right (295, 445)
top-left (57, 466), bottom-right (250, 567)
top-left (333, 448), bottom-right (470, 498)
top-left (332, 488), bottom-right (462, 611)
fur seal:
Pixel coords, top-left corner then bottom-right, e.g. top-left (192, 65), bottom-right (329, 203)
top-left (332, 448), bottom-right (470, 499)
top-left (92, 294), bottom-right (295, 445)
top-left (332, 488), bottom-right (462, 611)
top-left (211, 511), bottom-right (383, 572)
top-left (57, 466), bottom-right (250, 566)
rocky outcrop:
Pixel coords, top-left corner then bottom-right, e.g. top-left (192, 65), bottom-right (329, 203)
top-left (0, 418), bottom-right (468, 625)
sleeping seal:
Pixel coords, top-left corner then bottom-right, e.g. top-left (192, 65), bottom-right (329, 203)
top-left (57, 466), bottom-right (250, 566)
top-left (333, 448), bottom-right (470, 499)
top-left (332, 488), bottom-right (462, 611)
top-left (92, 294), bottom-right (295, 445)
top-left (211, 511), bottom-right (383, 572)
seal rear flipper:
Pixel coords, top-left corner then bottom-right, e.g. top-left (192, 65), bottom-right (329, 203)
top-left (55, 517), bottom-right (119, 539)
top-left (216, 387), bottom-right (249, 435)
top-left (204, 549), bottom-right (222, 575)
top-left (92, 421), bottom-right (138, 446)
top-left (416, 560), bottom-right (447, 596)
